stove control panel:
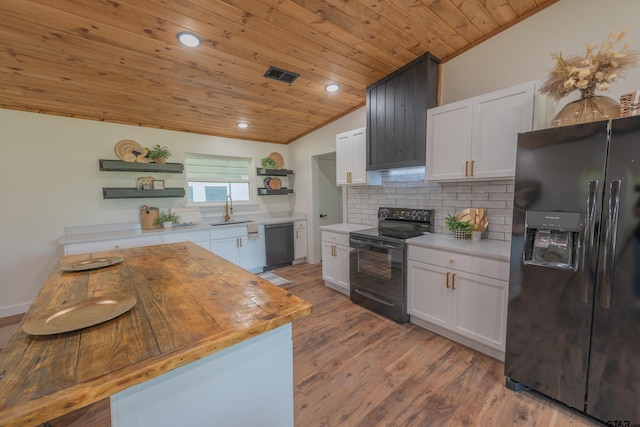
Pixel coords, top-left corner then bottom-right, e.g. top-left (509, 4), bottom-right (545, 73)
top-left (378, 207), bottom-right (434, 223)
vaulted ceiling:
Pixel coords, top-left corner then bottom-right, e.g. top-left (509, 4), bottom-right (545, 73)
top-left (0, 0), bottom-right (556, 144)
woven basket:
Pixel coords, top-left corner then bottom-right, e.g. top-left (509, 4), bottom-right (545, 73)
top-left (620, 91), bottom-right (640, 118)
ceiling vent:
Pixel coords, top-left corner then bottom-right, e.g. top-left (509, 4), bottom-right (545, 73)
top-left (264, 66), bottom-right (299, 84)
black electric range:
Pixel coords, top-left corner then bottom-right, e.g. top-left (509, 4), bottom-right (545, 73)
top-left (349, 207), bottom-right (434, 323)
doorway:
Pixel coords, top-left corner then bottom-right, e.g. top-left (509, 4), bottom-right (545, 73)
top-left (310, 151), bottom-right (343, 264)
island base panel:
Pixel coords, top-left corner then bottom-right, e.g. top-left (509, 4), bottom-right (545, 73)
top-left (111, 324), bottom-right (294, 427)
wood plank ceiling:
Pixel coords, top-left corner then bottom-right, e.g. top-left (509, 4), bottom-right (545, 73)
top-left (0, 0), bottom-right (556, 144)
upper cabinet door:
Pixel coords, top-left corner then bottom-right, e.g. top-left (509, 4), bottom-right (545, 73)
top-left (425, 81), bottom-right (537, 182)
top-left (426, 99), bottom-right (472, 181)
top-left (336, 131), bottom-right (351, 186)
top-left (471, 82), bottom-right (536, 179)
top-left (336, 127), bottom-right (381, 186)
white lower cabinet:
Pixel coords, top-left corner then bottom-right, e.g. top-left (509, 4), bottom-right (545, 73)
top-left (321, 231), bottom-right (350, 295)
top-left (293, 220), bottom-right (307, 262)
top-left (407, 245), bottom-right (509, 360)
top-left (63, 235), bottom-right (164, 255)
top-left (210, 225), bottom-right (265, 273)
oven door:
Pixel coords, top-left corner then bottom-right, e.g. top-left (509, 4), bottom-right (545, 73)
top-left (349, 235), bottom-right (407, 323)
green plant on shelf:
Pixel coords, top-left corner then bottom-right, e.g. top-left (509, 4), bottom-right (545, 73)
top-left (444, 213), bottom-right (476, 233)
top-left (154, 211), bottom-right (180, 226)
top-left (147, 145), bottom-right (172, 163)
top-left (260, 157), bottom-right (277, 169)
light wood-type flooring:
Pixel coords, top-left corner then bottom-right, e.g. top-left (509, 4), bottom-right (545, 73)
top-left (47, 262), bottom-right (598, 427)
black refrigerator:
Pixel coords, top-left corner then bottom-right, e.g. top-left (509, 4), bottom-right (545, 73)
top-left (505, 115), bottom-right (640, 425)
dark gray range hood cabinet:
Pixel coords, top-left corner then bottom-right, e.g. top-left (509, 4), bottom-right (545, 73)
top-left (366, 52), bottom-right (440, 171)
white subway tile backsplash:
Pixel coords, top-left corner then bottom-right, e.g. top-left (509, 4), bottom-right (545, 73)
top-left (346, 169), bottom-right (515, 242)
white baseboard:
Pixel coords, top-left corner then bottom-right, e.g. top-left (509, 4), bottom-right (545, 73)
top-left (0, 302), bottom-right (30, 319)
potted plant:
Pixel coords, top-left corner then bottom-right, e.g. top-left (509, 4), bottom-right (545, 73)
top-left (154, 211), bottom-right (180, 229)
top-left (148, 145), bottom-right (172, 164)
top-left (260, 156), bottom-right (277, 170)
top-left (444, 213), bottom-right (476, 240)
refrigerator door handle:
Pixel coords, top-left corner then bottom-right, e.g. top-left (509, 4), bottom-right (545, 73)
top-left (600, 179), bottom-right (621, 309)
top-left (580, 180), bottom-right (599, 303)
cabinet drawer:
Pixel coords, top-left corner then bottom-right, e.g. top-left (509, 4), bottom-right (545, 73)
top-left (163, 230), bottom-right (210, 244)
top-left (321, 231), bottom-right (349, 246)
top-left (408, 245), bottom-right (509, 281)
top-left (294, 220), bottom-right (306, 230)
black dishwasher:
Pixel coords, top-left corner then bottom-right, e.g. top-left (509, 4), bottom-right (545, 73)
top-left (263, 222), bottom-right (294, 271)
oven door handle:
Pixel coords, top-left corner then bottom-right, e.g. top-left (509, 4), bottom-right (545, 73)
top-left (353, 288), bottom-right (396, 307)
top-left (349, 237), bottom-right (403, 250)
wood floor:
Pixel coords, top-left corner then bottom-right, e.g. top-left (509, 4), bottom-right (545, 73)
top-left (48, 262), bottom-right (598, 427)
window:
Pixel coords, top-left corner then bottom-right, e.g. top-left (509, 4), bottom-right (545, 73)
top-left (185, 154), bottom-right (252, 204)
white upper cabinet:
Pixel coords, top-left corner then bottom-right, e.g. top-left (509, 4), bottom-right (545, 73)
top-left (426, 81), bottom-right (537, 182)
top-left (336, 127), bottom-right (381, 186)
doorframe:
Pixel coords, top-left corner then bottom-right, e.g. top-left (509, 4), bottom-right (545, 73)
top-left (309, 148), bottom-right (345, 264)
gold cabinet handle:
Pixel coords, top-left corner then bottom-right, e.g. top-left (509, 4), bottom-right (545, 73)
top-left (452, 273), bottom-right (456, 290)
top-left (470, 160), bottom-right (475, 177)
top-left (446, 271), bottom-right (450, 288)
top-left (465, 161), bottom-right (469, 177)
top-left (296, 230), bottom-right (299, 239)
top-left (239, 238), bottom-right (242, 247)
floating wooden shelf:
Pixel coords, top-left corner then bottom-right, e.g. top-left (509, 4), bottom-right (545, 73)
top-left (102, 188), bottom-right (186, 199)
top-left (257, 188), bottom-right (294, 196)
top-left (99, 159), bottom-right (184, 173)
top-left (256, 168), bottom-right (293, 176)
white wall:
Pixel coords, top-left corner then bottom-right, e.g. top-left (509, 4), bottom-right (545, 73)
top-left (288, 108), bottom-right (365, 262)
top-left (0, 110), bottom-right (291, 315)
top-left (442, 0), bottom-right (640, 122)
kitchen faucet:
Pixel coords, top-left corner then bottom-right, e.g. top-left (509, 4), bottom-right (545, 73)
top-left (224, 194), bottom-right (233, 222)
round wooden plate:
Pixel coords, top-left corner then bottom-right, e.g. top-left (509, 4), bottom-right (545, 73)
top-left (269, 177), bottom-right (282, 189)
top-left (268, 152), bottom-right (284, 169)
top-left (114, 139), bottom-right (144, 161)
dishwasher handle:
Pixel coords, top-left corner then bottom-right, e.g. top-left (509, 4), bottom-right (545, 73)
top-left (264, 222), bottom-right (294, 229)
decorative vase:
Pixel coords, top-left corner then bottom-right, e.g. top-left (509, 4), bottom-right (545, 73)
top-left (163, 221), bottom-right (172, 229)
top-left (551, 88), bottom-right (620, 127)
top-left (155, 157), bottom-right (167, 164)
top-left (472, 231), bottom-right (483, 241)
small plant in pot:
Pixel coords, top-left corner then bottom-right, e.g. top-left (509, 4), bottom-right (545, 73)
top-left (444, 214), bottom-right (476, 240)
top-left (148, 145), bottom-right (171, 164)
top-left (154, 211), bottom-right (180, 229)
top-left (260, 156), bottom-right (277, 170)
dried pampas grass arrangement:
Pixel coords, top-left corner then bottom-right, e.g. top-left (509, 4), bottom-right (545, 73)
top-left (539, 30), bottom-right (640, 102)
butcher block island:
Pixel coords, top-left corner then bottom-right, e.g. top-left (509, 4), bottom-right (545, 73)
top-left (0, 242), bottom-right (312, 427)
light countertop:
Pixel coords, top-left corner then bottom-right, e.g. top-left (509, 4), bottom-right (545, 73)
top-left (408, 233), bottom-right (512, 262)
top-left (60, 213), bottom-right (307, 245)
top-left (318, 223), bottom-right (373, 233)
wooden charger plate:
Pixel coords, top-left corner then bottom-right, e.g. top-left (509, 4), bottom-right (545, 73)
top-left (22, 295), bottom-right (137, 335)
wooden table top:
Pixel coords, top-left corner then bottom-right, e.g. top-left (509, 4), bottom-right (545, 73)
top-left (0, 243), bottom-right (312, 427)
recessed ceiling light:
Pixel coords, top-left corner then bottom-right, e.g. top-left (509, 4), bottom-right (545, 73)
top-left (237, 122), bottom-right (249, 129)
top-left (325, 83), bottom-right (340, 92)
top-left (177, 32), bottom-right (200, 47)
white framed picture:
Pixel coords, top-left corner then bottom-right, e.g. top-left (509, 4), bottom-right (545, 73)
top-left (152, 180), bottom-right (165, 190)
